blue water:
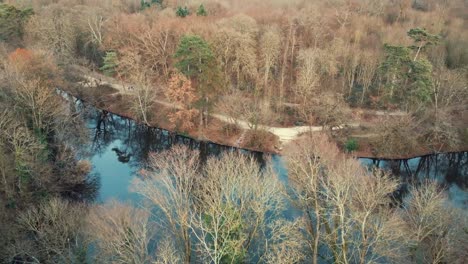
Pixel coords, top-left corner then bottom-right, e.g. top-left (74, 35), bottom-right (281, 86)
top-left (92, 139), bottom-right (140, 202)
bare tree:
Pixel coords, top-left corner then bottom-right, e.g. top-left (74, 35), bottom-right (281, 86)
top-left (294, 49), bottom-right (320, 101)
top-left (401, 181), bottom-right (468, 263)
top-left (297, 6), bottom-right (330, 49)
top-left (117, 49), bottom-right (157, 125)
top-left (24, 5), bottom-right (79, 61)
top-left (357, 51), bottom-right (379, 105)
top-left (215, 90), bottom-right (245, 127)
top-left (213, 14), bottom-right (259, 89)
top-left (371, 115), bottom-right (421, 157)
top-left (0, 109), bottom-right (45, 196)
top-left (333, 0), bottom-right (354, 29)
top-left (342, 42), bottom-right (361, 98)
top-left (154, 240), bottom-right (182, 264)
top-left (132, 146), bottom-right (290, 263)
top-left (285, 133), bottom-right (408, 264)
top-left (263, 219), bottom-right (306, 264)
top-left (259, 26), bottom-right (281, 100)
top-left (84, 9), bottom-right (105, 47)
top-left (14, 198), bottom-right (87, 263)
top-left (190, 151), bottom-right (284, 263)
top-left (14, 78), bottom-right (64, 132)
top-left (3, 48), bottom-right (64, 133)
top-left (86, 201), bottom-right (154, 264)
top-left (104, 14), bottom-right (180, 79)
top-left (278, 17), bottom-right (297, 106)
top-left (432, 68), bottom-right (468, 108)
top-left (132, 146), bottom-right (200, 264)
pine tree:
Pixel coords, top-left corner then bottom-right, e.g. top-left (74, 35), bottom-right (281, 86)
top-left (407, 28), bottom-right (440, 61)
top-left (100, 51), bottom-right (118, 76)
top-left (379, 28), bottom-right (439, 109)
top-left (174, 35), bottom-right (214, 77)
top-left (0, 3), bottom-right (34, 43)
top-left (196, 4), bottom-right (207, 16)
top-left (174, 35), bottom-right (223, 127)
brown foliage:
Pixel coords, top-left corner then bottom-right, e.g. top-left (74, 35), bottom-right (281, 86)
top-left (243, 129), bottom-right (273, 150)
top-left (166, 71), bottom-right (199, 131)
top-left (371, 115), bottom-right (421, 157)
top-left (104, 13), bottom-right (183, 79)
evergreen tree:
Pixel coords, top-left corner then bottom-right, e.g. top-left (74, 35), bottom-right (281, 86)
top-left (408, 58), bottom-right (433, 104)
top-left (196, 4), bottom-right (207, 16)
top-left (100, 51), bottom-right (118, 76)
top-left (379, 28), bottom-right (440, 109)
top-left (379, 44), bottom-right (412, 100)
top-left (407, 28), bottom-right (440, 61)
top-left (0, 4), bottom-right (34, 43)
top-left (174, 35), bottom-right (224, 127)
top-left (174, 35), bottom-right (215, 77)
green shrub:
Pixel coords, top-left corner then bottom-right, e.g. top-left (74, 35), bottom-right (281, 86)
top-left (6, 198), bottom-right (16, 209)
top-left (176, 6), bottom-right (190, 17)
top-left (196, 4), bottom-right (207, 16)
top-left (141, 0), bottom-right (163, 10)
top-left (140, 0), bottom-right (151, 10)
top-left (345, 138), bottom-right (359, 152)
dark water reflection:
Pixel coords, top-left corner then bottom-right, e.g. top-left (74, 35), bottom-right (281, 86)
top-left (73, 100), bottom-right (467, 209)
top-left (361, 153), bottom-right (468, 208)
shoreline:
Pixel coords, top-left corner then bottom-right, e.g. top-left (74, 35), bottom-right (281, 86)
top-left (355, 150), bottom-right (468, 160)
top-left (63, 88), bottom-right (468, 161)
top-left (62, 89), bottom-right (271, 155)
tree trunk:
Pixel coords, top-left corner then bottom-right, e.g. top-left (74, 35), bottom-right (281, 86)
top-left (280, 23), bottom-right (292, 106)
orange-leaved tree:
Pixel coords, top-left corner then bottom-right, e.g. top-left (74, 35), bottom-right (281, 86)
top-left (166, 71), bottom-right (199, 131)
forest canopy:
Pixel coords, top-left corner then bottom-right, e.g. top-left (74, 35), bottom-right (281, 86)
top-left (0, 0), bottom-right (467, 263)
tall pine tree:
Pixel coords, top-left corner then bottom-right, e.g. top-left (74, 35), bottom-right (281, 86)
top-left (174, 35), bottom-right (224, 127)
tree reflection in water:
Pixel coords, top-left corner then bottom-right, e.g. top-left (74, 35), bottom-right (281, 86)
top-left (364, 152), bottom-right (468, 208)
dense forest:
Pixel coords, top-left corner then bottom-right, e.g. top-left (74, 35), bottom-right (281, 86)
top-left (0, 0), bottom-right (467, 263)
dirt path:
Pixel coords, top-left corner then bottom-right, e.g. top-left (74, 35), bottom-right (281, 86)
top-left (80, 74), bottom-right (359, 145)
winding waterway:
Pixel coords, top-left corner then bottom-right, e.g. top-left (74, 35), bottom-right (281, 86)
top-left (73, 99), bottom-right (467, 209)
